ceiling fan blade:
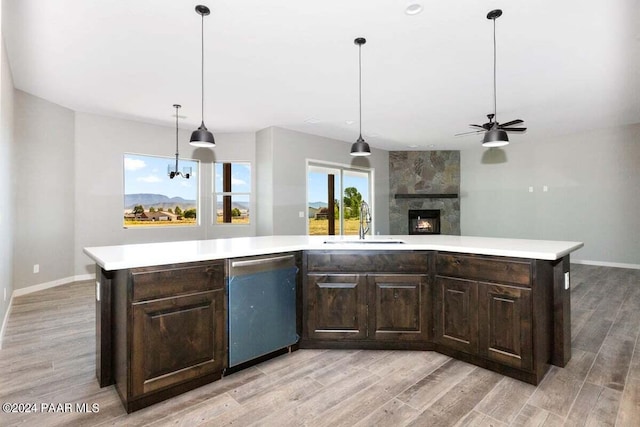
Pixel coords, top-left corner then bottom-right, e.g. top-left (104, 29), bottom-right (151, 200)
top-left (502, 127), bottom-right (527, 132)
top-left (469, 124), bottom-right (485, 129)
top-left (455, 130), bottom-right (484, 137)
top-left (499, 119), bottom-right (524, 127)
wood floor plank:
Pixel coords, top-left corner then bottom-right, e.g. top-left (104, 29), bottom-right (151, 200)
top-left (404, 368), bottom-right (503, 427)
top-left (455, 410), bottom-right (508, 426)
top-left (511, 404), bottom-right (567, 426)
top-left (397, 359), bottom-right (476, 411)
top-left (258, 368), bottom-right (382, 426)
top-left (353, 398), bottom-right (421, 427)
top-left (616, 374), bottom-right (640, 426)
top-left (585, 335), bottom-right (635, 391)
top-left (527, 366), bottom-right (586, 418)
top-left (564, 382), bottom-right (621, 426)
top-left (474, 376), bottom-right (537, 424)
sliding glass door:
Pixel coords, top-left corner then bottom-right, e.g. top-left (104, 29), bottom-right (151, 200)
top-left (307, 162), bottom-right (372, 236)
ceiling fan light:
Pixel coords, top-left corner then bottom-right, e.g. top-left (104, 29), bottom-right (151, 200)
top-left (350, 136), bottom-right (371, 156)
top-left (482, 129), bottom-right (509, 147)
top-left (189, 122), bottom-right (216, 147)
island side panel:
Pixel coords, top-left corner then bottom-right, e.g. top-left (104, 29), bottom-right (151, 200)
top-left (553, 255), bottom-right (571, 366)
top-left (95, 265), bottom-right (113, 387)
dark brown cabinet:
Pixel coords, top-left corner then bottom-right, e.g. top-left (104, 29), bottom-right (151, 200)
top-left (434, 253), bottom-right (538, 377)
top-left (368, 274), bottom-right (428, 341)
top-left (478, 282), bottom-right (532, 370)
top-left (306, 274), bottom-right (367, 340)
top-left (303, 251), bottom-right (431, 346)
top-left (433, 276), bottom-right (478, 354)
top-left (112, 261), bottom-right (226, 412)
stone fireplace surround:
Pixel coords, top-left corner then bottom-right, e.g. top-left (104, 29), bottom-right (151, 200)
top-left (389, 151), bottom-right (460, 235)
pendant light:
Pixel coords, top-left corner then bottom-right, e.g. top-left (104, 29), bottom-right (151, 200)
top-left (190, 5), bottom-right (215, 147)
top-left (168, 104), bottom-right (191, 179)
top-left (350, 37), bottom-right (371, 156)
top-left (482, 9), bottom-right (508, 148)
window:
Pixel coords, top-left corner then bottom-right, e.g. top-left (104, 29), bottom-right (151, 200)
top-left (307, 161), bottom-right (373, 236)
top-left (214, 162), bottom-right (251, 224)
top-left (123, 153), bottom-right (199, 227)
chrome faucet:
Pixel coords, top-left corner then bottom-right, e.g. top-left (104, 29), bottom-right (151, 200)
top-left (359, 200), bottom-right (371, 239)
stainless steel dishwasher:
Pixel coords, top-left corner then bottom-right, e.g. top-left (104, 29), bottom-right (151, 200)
top-left (227, 253), bottom-right (299, 367)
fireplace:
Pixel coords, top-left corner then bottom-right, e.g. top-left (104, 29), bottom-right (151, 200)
top-left (408, 209), bottom-right (441, 235)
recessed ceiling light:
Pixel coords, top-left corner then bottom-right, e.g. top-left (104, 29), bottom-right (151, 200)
top-left (408, 144), bottom-right (418, 148)
top-left (405, 3), bottom-right (423, 16)
top-left (304, 117), bottom-right (321, 124)
top-left (345, 120), bottom-right (355, 125)
top-left (429, 144), bottom-right (436, 148)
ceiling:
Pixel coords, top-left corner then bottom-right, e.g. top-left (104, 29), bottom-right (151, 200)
top-left (3, 0), bottom-right (639, 151)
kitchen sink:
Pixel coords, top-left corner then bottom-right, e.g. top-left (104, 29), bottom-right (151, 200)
top-left (323, 238), bottom-right (405, 244)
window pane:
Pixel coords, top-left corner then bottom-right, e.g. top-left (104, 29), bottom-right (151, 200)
top-left (307, 163), bottom-right (371, 236)
top-left (214, 162), bottom-right (251, 225)
top-left (216, 194), bottom-right (250, 224)
top-left (124, 154), bottom-right (198, 227)
top-left (343, 170), bottom-right (370, 235)
top-left (307, 170), bottom-right (341, 235)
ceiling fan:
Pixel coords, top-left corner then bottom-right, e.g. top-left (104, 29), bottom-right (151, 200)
top-left (456, 9), bottom-right (527, 147)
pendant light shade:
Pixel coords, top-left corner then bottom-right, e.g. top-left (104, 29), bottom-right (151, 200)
top-left (350, 136), bottom-right (371, 157)
top-left (350, 37), bottom-right (371, 157)
top-left (190, 122), bottom-right (215, 147)
top-left (190, 5), bottom-right (215, 148)
top-left (482, 128), bottom-right (509, 147)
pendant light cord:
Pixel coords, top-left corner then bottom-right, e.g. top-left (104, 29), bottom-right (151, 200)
top-left (358, 42), bottom-right (362, 138)
top-left (200, 13), bottom-right (205, 125)
top-left (492, 17), bottom-right (497, 125)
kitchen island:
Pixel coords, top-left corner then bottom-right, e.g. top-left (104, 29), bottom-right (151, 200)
top-left (84, 235), bottom-right (583, 412)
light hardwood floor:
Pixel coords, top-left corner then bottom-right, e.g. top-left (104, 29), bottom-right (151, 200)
top-left (0, 264), bottom-right (639, 426)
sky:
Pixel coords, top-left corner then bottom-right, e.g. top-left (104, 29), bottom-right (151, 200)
top-left (124, 154), bottom-right (198, 199)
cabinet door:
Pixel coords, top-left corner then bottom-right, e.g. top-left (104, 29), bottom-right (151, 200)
top-left (434, 276), bottom-right (478, 354)
top-left (478, 282), bottom-right (532, 370)
top-left (306, 274), bottom-right (367, 340)
top-left (368, 274), bottom-right (429, 341)
top-left (131, 289), bottom-right (225, 398)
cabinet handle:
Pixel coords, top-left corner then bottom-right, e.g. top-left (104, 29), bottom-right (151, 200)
top-left (231, 255), bottom-right (295, 269)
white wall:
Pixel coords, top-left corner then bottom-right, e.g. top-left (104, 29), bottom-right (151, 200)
top-left (257, 127), bottom-right (390, 236)
top-left (0, 28), bottom-right (15, 328)
top-left (13, 91), bottom-right (75, 289)
top-left (461, 124), bottom-right (640, 266)
top-left (74, 112), bottom-right (256, 276)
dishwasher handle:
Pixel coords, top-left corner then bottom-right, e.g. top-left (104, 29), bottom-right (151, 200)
top-left (229, 254), bottom-right (296, 275)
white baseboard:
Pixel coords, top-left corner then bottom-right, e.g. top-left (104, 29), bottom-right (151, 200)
top-left (13, 274), bottom-right (96, 297)
top-left (572, 259), bottom-right (640, 270)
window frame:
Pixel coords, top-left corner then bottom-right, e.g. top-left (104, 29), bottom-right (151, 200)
top-left (213, 161), bottom-right (252, 226)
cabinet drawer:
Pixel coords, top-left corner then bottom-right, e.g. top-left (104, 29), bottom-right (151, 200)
top-left (131, 261), bottom-right (225, 302)
top-left (436, 253), bottom-right (531, 287)
top-left (306, 251), bottom-right (430, 273)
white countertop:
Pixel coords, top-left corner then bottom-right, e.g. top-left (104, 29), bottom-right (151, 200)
top-left (84, 235), bottom-right (584, 271)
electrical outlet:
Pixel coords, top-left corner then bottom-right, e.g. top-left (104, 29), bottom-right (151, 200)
top-left (33, 264), bottom-right (39, 274)
top-left (299, 211), bottom-right (304, 218)
top-left (528, 186), bottom-right (534, 193)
